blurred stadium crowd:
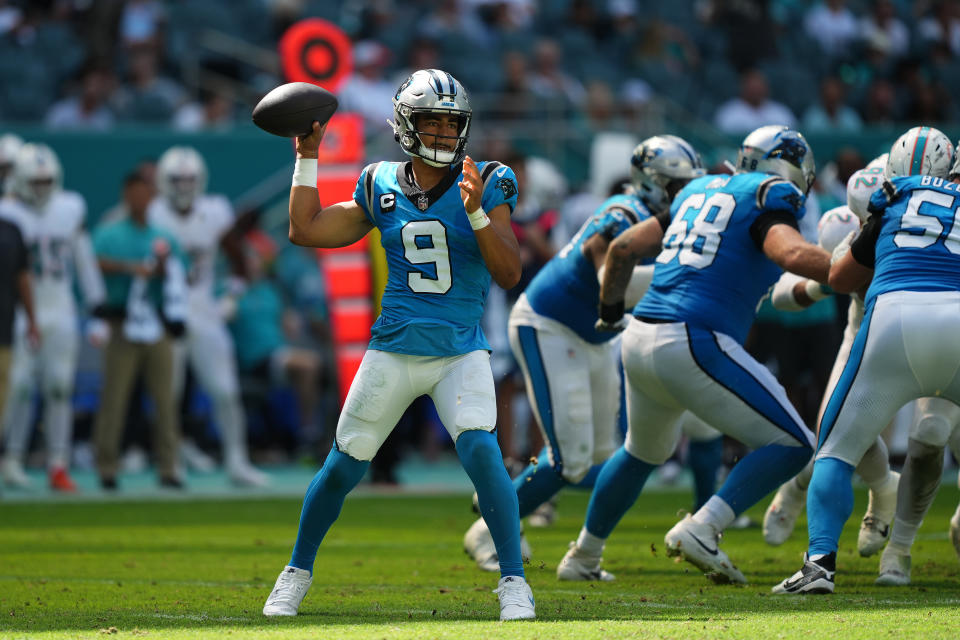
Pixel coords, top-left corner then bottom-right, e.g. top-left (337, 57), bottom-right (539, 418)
top-left (0, 0), bottom-right (957, 493)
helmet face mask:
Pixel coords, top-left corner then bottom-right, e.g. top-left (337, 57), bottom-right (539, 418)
top-left (11, 143), bottom-right (62, 210)
top-left (157, 146), bottom-right (208, 211)
top-left (391, 69), bottom-right (472, 167)
top-left (737, 125), bottom-right (816, 194)
top-left (630, 135), bottom-right (705, 214)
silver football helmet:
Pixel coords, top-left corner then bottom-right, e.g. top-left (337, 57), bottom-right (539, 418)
top-left (630, 135), bottom-right (705, 214)
top-left (157, 146), bottom-right (208, 211)
top-left (10, 142), bottom-right (62, 210)
top-left (886, 126), bottom-right (953, 179)
top-left (390, 69), bottom-right (471, 167)
top-left (737, 125), bottom-right (816, 194)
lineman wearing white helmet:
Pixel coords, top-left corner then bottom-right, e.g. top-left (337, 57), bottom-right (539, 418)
top-left (147, 146), bottom-right (268, 488)
top-left (0, 143), bottom-right (106, 491)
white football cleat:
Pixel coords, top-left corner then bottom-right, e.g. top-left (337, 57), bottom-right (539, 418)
top-left (858, 471), bottom-right (899, 557)
top-left (763, 480), bottom-right (805, 546)
top-left (556, 541), bottom-right (615, 582)
top-left (263, 565), bottom-right (312, 616)
top-left (493, 576), bottom-right (535, 621)
top-left (228, 460), bottom-right (271, 487)
top-left (463, 518), bottom-right (532, 572)
top-left (876, 546), bottom-right (911, 586)
top-left (1, 457), bottom-right (32, 489)
top-left (950, 507), bottom-right (960, 561)
top-left (665, 514), bottom-right (746, 584)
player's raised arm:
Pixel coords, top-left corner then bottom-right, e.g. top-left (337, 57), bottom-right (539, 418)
top-left (460, 155), bottom-right (521, 289)
top-left (599, 215), bottom-right (665, 307)
top-left (289, 121), bottom-right (373, 248)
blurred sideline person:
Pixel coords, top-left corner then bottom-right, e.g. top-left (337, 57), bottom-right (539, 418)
top-left (463, 135), bottom-right (710, 575)
top-left (559, 125), bottom-right (830, 585)
top-left (764, 153), bottom-right (902, 555)
top-left (775, 125), bottom-right (960, 594)
top-left (0, 143), bottom-right (105, 492)
top-left (148, 146), bottom-right (268, 487)
top-left (0, 202), bottom-right (38, 451)
top-left (0, 134), bottom-right (24, 194)
top-left (263, 69), bottom-right (535, 621)
top-left (92, 171), bottom-right (187, 490)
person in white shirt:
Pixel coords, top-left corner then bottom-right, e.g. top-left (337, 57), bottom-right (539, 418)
top-left (714, 69), bottom-right (796, 135)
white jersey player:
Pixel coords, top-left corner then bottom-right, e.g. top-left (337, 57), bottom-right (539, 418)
top-left (148, 146), bottom-right (267, 487)
top-left (0, 143), bottom-right (106, 491)
top-left (0, 133), bottom-right (24, 194)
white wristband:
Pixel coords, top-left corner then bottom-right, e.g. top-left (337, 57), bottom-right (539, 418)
top-left (804, 279), bottom-right (831, 302)
top-left (466, 206), bottom-right (490, 231)
top-left (292, 157), bottom-right (318, 188)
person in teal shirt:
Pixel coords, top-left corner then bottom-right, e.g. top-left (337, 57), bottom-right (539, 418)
top-left (90, 171), bottom-right (187, 490)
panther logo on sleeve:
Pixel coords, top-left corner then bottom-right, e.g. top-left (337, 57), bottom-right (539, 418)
top-left (496, 177), bottom-right (517, 200)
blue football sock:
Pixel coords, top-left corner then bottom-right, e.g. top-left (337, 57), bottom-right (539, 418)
top-left (716, 443), bottom-right (811, 515)
top-left (290, 447), bottom-right (370, 573)
top-left (807, 456), bottom-right (855, 557)
top-left (514, 450), bottom-right (567, 518)
top-left (688, 436), bottom-right (723, 511)
top-left (584, 447), bottom-right (656, 539)
top-left (457, 429), bottom-right (524, 578)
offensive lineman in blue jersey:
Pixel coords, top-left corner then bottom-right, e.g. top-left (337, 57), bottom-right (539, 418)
top-left (463, 136), bottom-right (710, 577)
top-left (262, 69), bottom-right (536, 621)
top-left (557, 125), bottom-right (832, 585)
top-left (775, 128), bottom-right (960, 595)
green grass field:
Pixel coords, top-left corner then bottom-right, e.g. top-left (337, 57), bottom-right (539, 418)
top-left (3, 486), bottom-right (960, 639)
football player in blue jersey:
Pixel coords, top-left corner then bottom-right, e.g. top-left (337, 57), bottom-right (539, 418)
top-left (557, 125), bottom-right (832, 585)
top-left (262, 69), bottom-right (535, 621)
top-left (775, 126), bottom-right (960, 594)
top-left (462, 135), bottom-right (709, 577)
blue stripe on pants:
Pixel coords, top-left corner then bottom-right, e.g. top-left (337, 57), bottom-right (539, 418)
top-left (818, 303), bottom-right (875, 451)
top-left (686, 325), bottom-right (810, 446)
top-left (516, 325), bottom-right (563, 474)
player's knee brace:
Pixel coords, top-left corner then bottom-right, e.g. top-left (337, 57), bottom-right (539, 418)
top-left (912, 414), bottom-right (953, 448)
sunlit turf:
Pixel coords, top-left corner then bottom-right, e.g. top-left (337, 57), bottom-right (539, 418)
top-left (2, 485), bottom-right (960, 639)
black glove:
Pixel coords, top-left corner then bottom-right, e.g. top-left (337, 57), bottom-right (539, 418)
top-left (595, 300), bottom-right (627, 333)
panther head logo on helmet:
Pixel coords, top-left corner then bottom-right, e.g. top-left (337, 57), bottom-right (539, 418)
top-left (630, 135), bottom-right (705, 214)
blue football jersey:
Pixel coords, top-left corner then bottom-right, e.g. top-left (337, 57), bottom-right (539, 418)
top-left (634, 173), bottom-right (806, 344)
top-left (862, 175), bottom-right (960, 308)
top-left (353, 160), bottom-right (519, 356)
top-left (525, 193), bottom-right (653, 343)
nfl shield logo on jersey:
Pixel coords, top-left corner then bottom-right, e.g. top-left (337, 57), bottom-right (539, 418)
top-left (417, 194), bottom-right (429, 211)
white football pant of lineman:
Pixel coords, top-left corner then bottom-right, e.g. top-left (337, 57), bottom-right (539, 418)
top-left (764, 293), bottom-right (899, 551)
top-left (508, 295), bottom-right (621, 485)
top-left (1, 312), bottom-right (77, 478)
top-left (817, 291), bottom-right (960, 500)
top-left (877, 396), bottom-right (960, 584)
top-left (171, 311), bottom-right (267, 486)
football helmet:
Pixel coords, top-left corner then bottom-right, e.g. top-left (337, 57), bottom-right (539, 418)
top-left (866, 153), bottom-right (888, 172)
top-left (817, 206), bottom-right (861, 253)
top-left (157, 146), bottom-right (208, 211)
top-left (630, 135), bottom-right (705, 214)
top-left (885, 126), bottom-right (953, 179)
top-left (10, 143), bottom-right (62, 210)
top-left (390, 69), bottom-right (471, 167)
top-left (737, 125), bottom-right (816, 194)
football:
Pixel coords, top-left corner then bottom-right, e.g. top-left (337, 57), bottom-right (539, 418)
top-left (252, 82), bottom-right (339, 138)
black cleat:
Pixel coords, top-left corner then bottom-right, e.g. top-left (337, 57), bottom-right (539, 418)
top-left (772, 552), bottom-right (836, 594)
